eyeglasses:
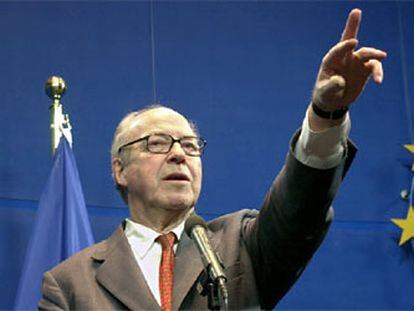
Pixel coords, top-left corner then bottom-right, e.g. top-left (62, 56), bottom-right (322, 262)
top-left (118, 133), bottom-right (207, 157)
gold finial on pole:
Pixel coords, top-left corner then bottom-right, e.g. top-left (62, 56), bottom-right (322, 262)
top-left (45, 76), bottom-right (72, 156)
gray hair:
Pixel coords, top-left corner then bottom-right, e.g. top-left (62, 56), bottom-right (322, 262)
top-left (111, 104), bottom-right (199, 203)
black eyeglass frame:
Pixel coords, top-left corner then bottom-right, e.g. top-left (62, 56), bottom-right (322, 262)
top-left (118, 133), bottom-right (207, 157)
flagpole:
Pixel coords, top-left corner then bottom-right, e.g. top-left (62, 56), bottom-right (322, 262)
top-left (45, 76), bottom-right (72, 156)
top-left (14, 77), bottom-right (94, 310)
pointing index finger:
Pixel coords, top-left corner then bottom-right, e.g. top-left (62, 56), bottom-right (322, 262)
top-left (341, 8), bottom-right (362, 42)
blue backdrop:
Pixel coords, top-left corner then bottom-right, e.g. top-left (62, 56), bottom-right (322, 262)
top-left (1, 1), bottom-right (413, 309)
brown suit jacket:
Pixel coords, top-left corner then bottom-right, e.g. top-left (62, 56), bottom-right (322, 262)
top-left (39, 134), bottom-right (356, 310)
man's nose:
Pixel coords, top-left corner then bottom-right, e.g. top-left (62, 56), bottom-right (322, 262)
top-left (167, 142), bottom-right (186, 163)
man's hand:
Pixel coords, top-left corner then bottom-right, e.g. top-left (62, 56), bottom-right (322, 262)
top-left (309, 9), bottom-right (387, 131)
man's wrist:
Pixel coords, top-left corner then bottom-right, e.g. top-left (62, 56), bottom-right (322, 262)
top-left (308, 104), bottom-right (347, 132)
top-left (294, 105), bottom-right (351, 169)
top-left (311, 102), bottom-right (348, 120)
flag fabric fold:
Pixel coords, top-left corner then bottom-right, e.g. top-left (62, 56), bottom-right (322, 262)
top-left (14, 137), bottom-right (94, 310)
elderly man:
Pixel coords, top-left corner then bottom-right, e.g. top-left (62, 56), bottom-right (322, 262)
top-left (39, 9), bottom-right (386, 310)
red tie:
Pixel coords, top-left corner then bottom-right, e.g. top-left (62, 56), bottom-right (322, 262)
top-left (157, 232), bottom-right (176, 311)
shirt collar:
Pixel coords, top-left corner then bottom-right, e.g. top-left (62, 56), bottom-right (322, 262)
top-left (124, 218), bottom-right (185, 259)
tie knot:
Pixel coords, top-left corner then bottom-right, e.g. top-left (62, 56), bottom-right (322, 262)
top-left (157, 232), bottom-right (176, 250)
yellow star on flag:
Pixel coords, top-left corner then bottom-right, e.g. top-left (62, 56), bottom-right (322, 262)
top-left (404, 144), bottom-right (414, 154)
top-left (391, 206), bottom-right (414, 246)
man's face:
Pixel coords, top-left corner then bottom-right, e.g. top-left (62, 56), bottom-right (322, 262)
top-left (116, 108), bottom-right (202, 218)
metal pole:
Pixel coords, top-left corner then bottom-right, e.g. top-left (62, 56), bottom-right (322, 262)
top-left (45, 76), bottom-right (71, 156)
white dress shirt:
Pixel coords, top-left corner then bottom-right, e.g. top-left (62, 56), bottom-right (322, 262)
top-left (124, 112), bottom-right (351, 306)
top-left (125, 219), bottom-right (184, 306)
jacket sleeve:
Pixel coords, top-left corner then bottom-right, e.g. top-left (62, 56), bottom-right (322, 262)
top-left (243, 130), bottom-right (357, 309)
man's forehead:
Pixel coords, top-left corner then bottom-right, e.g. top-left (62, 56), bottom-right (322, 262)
top-left (128, 107), bottom-right (194, 135)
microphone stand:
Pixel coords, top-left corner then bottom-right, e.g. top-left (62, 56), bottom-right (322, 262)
top-left (199, 260), bottom-right (229, 310)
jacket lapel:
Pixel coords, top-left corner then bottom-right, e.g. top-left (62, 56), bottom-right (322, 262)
top-left (91, 223), bottom-right (224, 310)
top-left (93, 225), bottom-right (161, 311)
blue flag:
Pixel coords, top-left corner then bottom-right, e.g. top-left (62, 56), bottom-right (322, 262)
top-left (14, 137), bottom-right (94, 310)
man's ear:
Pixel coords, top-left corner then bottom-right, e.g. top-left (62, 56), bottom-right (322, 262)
top-left (112, 158), bottom-right (128, 187)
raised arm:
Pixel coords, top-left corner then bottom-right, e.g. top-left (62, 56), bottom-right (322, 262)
top-left (244, 9), bottom-right (383, 309)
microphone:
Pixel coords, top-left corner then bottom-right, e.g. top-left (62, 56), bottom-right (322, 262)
top-left (184, 214), bottom-right (229, 307)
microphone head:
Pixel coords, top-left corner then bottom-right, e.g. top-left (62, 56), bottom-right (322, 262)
top-left (184, 213), bottom-right (207, 236)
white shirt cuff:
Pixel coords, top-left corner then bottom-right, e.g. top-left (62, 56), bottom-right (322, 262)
top-left (294, 108), bottom-right (351, 169)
